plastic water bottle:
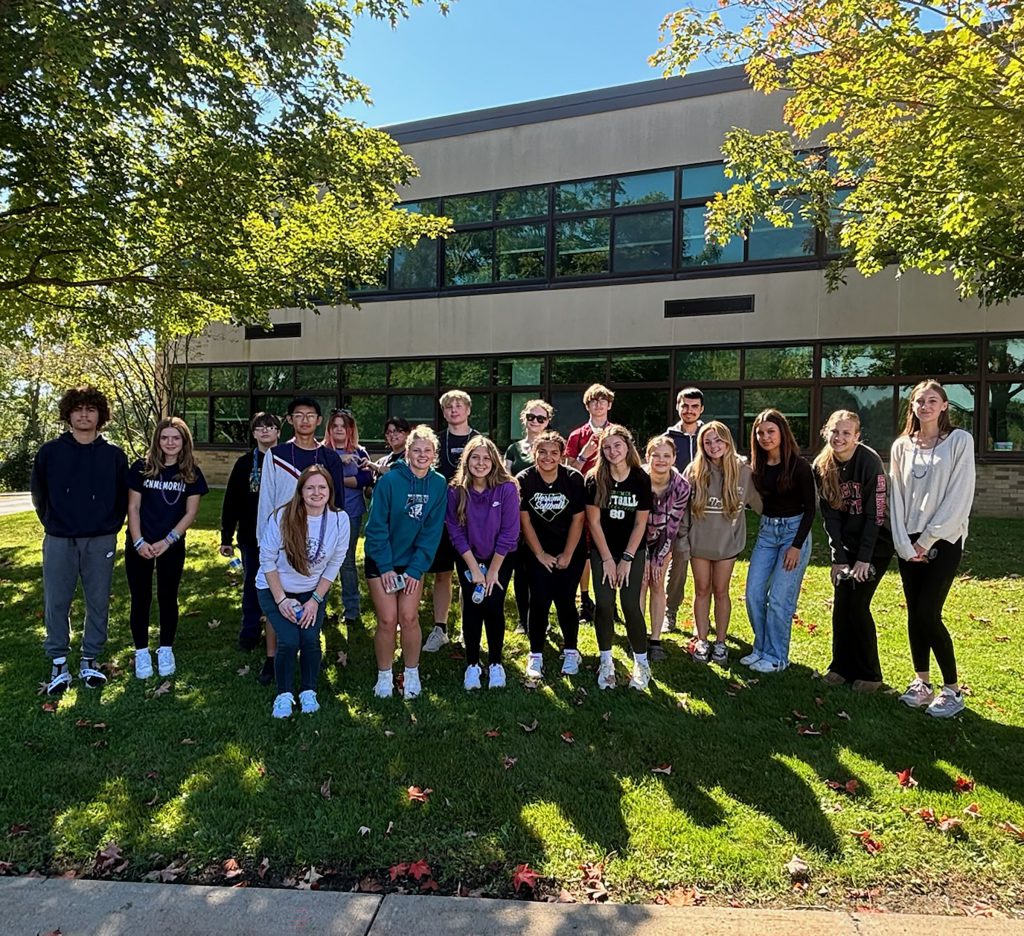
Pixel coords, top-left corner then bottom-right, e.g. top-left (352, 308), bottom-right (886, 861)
top-left (288, 598), bottom-right (304, 617)
top-left (227, 556), bottom-right (243, 574)
top-left (464, 564), bottom-right (488, 604)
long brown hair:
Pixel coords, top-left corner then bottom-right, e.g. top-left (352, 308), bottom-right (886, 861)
top-left (812, 410), bottom-right (860, 510)
top-left (143, 416), bottom-right (198, 482)
top-left (689, 421), bottom-right (742, 520)
top-left (587, 424), bottom-right (642, 508)
top-left (279, 465), bottom-right (338, 576)
top-left (750, 408), bottom-right (801, 494)
top-left (900, 379), bottom-right (955, 438)
top-left (451, 435), bottom-right (516, 527)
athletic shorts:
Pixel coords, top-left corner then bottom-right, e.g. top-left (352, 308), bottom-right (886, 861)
top-left (427, 525), bottom-right (457, 574)
top-left (364, 555), bottom-right (406, 580)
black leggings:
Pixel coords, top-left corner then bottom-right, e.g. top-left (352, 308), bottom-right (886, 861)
top-left (590, 546), bottom-right (648, 655)
top-left (829, 550), bottom-right (893, 683)
top-left (526, 550), bottom-right (584, 654)
top-left (456, 556), bottom-right (515, 666)
top-left (125, 539), bottom-right (186, 649)
top-left (512, 547), bottom-right (530, 626)
top-left (898, 537), bottom-right (962, 685)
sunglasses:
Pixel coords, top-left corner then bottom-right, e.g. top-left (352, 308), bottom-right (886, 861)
top-left (524, 413), bottom-right (549, 423)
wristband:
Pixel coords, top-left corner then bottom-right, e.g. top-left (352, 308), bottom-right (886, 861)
top-left (622, 551), bottom-right (635, 562)
top-left (601, 556), bottom-right (615, 563)
top-left (165, 529), bottom-right (181, 545)
top-left (133, 537), bottom-right (145, 550)
top-left (276, 596), bottom-right (289, 607)
top-left (311, 592), bottom-right (324, 605)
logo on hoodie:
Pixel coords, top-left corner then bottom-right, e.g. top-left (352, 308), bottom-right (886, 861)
top-left (405, 493), bottom-right (428, 520)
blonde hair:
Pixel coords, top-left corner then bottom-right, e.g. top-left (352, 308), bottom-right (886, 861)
top-left (439, 389), bottom-right (472, 410)
top-left (812, 410), bottom-right (861, 510)
top-left (583, 383), bottom-right (615, 405)
top-left (519, 399), bottom-right (554, 428)
top-left (689, 421), bottom-right (742, 520)
top-left (645, 433), bottom-right (677, 460)
top-left (279, 465), bottom-right (338, 577)
top-left (587, 424), bottom-right (642, 508)
top-left (143, 416), bottom-right (198, 482)
top-left (404, 424), bottom-right (439, 457)
top-left (451, 435), bottom-right (516, 527)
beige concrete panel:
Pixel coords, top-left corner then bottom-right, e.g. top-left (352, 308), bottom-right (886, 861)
top-left (816, 268), bottom-right (901, 339)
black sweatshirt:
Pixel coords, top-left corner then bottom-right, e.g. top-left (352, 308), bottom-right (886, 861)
top-left (812, 443), bottom-right (894, 566)
top-left (220, 449), bottom-right (265, 548)
top-left (30, 432), bottom-right (128, 537)
top-left (755, 457), bottom-right (817, 550)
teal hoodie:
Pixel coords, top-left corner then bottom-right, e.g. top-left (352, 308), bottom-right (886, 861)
top-left (364, 460), bottom-right (448, 580)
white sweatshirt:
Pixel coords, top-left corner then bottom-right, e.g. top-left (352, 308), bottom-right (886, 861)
top-left (257, 509), bottom-right (350, 592)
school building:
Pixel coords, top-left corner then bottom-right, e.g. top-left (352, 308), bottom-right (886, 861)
top-left (183, 64), bottom-right (1024, 515)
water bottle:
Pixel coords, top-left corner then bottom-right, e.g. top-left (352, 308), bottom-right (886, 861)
top-left (288, 598), bottom-right (304, 618)
top-left (837, 564), bottom-right (876, 583)
top-left (227, 556), bottom-right (243, 574)
top-left (464, 564), bottom-right (488, 604)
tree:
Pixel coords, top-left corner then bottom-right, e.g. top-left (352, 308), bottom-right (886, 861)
top-left (651, 1), bottom-right (1024, 305)
top-left (0, 1), bottom-right (449, 344)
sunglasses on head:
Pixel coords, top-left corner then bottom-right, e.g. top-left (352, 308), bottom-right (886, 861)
top-left (524, 413), bottom-right (549, 423)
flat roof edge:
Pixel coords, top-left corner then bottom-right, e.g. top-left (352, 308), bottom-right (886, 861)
top-left (385, 65), bottom-right (751, 144)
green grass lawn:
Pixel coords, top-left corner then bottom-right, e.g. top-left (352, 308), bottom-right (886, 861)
top-left (1, 493), bottom-right (1023, 912)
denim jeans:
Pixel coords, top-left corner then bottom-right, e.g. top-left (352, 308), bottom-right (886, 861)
top-left (340, 514), bottom-right (363, 621)
top-left (744, 515), bottom-right (811, 665)
top-left (238, 543), bottom-right (262, 643)
top-left (257, 588), bottom-right (324, 694)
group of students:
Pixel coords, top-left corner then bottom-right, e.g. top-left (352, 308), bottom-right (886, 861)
top-left (30, 377), bottom-right (975, 721)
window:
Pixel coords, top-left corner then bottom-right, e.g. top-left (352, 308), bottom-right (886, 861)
top-left (343, 362), bottom-right (386, 389)
top-left (495, 392), bottom-right (537, 448)
top-left (555, 178), bottom-right (613, 213)
top-left (821, 343), bottom-right (895, 378)
top-left (296, 364), bottom-right (338, 391)
top-left (445, 231), bottom-right (494, 286)
top-left (213, 397), bottom-right (250, 445)
top-left (496, 357), bottom-right (543, 387)
top-left (390, 360), bottom-right (436, 388)
top-left (611, 389), bottom-right (669, 446)
top-left (988, 337), bottom-right (1024, 374)
top-left (988, 383), bottom-right (1024, 452)
top-left (210, 366), bottom-right (248, 392)
top-left (747, 201), bottom-right (816, 261)
top-left (393, 237), bottom-right (438, 291)
top-left (497, 224), bottom-right (546, 281)
top-left (820, 385), bottom-right (896, 454)
top-left (184, 367), bottom-right (210, 393)
top-left (744, 387), bottom-right (812, 448)
top-left (347, 396), bottom-right (386, 443)
top-left (444, 193), bottom-right (493, 224)
top-left (551, 354), bottom-right (607, 385)
top-left (554, 218), bottom-right (610, 276)
top-left (613, 210), bottom-right (673, 273)
top-left (253, 365), bottom-right (292, 392)
top-left (745, 346), bottom-right (813, 381)
top-left (680, 163), bottom-right (731, 201)
top-left (900, 340), bottom-right (978, 376)
top-left (680, 206), bottom-right (743, 267)
top-left (676, 348), bottom-right (741, 382)
top-left (702, 389), bottom-right (741, 442)
top-left (611, 352), bottom-right (670, 384)
top-left (442, 359), bottom-right (490, 387)
top-left (181, 398), bottom-right (209, 444)
top-left (496, 186), bottom-right (547, 220)
top-left (614, 170), bottom-right (675, 207)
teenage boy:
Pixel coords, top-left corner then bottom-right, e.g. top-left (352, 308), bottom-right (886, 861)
top-left (256, 397), bottom-right (347, 682)
top-left (564, 384), bottom-right (614, 622)
top-left (220, 412), bottom-right (281, 652)
top-left (422, 390), bottom-right (479, 653)
top-left (31, 386), bottom-right (128, 694)
top-left (662, 387), bottom-right (705, 641)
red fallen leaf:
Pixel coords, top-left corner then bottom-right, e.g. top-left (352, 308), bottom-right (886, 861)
top-left (851, 830), bottom-right (883, 854)
top-left (963, 802), bottom-right (982, 818)
top-left (897, 767), bottom-right (918, 788)
top-left (389, 862), bottom-right (410, 881)
top-left (419, 877), bottom-right (440, 892)
top-left (917, 808), bottom-right (937, 826)
top-left (320, 777), bottom-right (332, 800)
top-left (41, 701), bottom-right (57, 713)
top-left (502, 755), bottom-right (517, 770)
top-left (449, 651), bottom-right (465, 660)
top-left (797, 724), bottom-right (821, 736)
top-left (651, 764), bottom-right (672, 776)
top-left (955, 776), bottom-right (976, 793)
top-left (938, 816), bottom-right (963, 833)
top-left (513, 863), bottom-right (541, 893)
top-left (357, 875), bottom-right (384, 893)
top-left (258, 857), bottom-right (270, 879)
top-left (8, 823), bottom-right (30, 837)
top-left (560, 731), bottom-right (575, 744)
top-left (484, 729), bottom-right (500, 738)
top-left (223, 858), bottom-right (243, 879)
top-left (518, 719), bottom-right (539, 733)
top-left (825, 779), bottom-right (859, 795)
top-left (408, 859), bottom-right (432, 881)
top-left (407, 785), bottom-right (433, 803)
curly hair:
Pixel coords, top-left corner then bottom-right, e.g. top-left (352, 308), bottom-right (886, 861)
top-left (58, 386), bottom-right (111, 429)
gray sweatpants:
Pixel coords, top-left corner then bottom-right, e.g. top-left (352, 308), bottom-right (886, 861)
top-left (42, 534), bottom-right (117, 660)
top-left (664, 546), bottom-right (691, 626)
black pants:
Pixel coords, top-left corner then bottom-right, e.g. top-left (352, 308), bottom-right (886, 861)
top-left (828, 550), bottom-right (893, 683)
top-left (512, 546), bottom-right (530, 626)
top-left (456, 555), bottom-right (514, 666)
top-left (898, 537), bottom-right (962, 685)
top-left (124, 539), bottom-right (186, 649)
top-left (590, 546), bottom-right (648, 655)
top-left (526, 550), bottom-right (584, 654)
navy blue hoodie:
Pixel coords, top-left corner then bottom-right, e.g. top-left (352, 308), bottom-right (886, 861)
top-left (30, 433), bottom-right (129, 537)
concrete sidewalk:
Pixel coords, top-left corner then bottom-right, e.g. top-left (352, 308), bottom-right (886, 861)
top-left (2, 878), bottom-right (1023, 936)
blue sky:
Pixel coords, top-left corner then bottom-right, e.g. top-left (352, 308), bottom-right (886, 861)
top-left (341, 0), bottom-right (712, 127)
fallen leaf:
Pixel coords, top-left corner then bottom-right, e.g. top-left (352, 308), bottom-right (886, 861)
top-left (449, 651), bottom-right (465, 660)
top-left (837, 710), bottom-right (851, 721)
top-left (897, 767), bottom-right (918, 789)
top-left (785, 855), bottom-right (810, 881)
top-left (797, 724), bottom-right (822, 736)
top-left (94, 841), bottom-right (124, 872)
top-left (296, 866), bottom-right (321, 890)
top-left (145, 862), bottom-right (182, 883)
top-left (384, 730), bottom-right (395, 737)
top-left (792, 710), bottom-right (808, 721)
top-left (954, 776), bottom-right (976, 793)
top-left (355, 874), bottom-right (382, 893)
top-left (419, 877), bottom-right (439, 892)
top-left (389, 862), bottom-right (410, 881)
top-left (999, 821), bottom-right (1024, 841)
top-left (502, 755), bottom-right (518, 771)
top-left (145, 770), bottom-right (159, 780)
top-left (207, 618), bottom-right (221, 630)
top-left (145, 792), bottom-right (159, 806)
top-left (385, 821), bottom-right (394, 836)
top-left (258, 857), bottom-right (270, 879)
top-left (152, 680), bottom-right (172, 697)
top-left (963, 803), bottom-right (981, 818)
top-left (917, 808), bottom-right (937, 826)
top-left (236, 665), bottom-right (250, 677)
top-left (814, 696), bottom-right (825, 706)
top-left (223, 858), bottom-right (243, 879)
top-left (579, 861), bottom-right (609, 902)
top-left (557, 888), bottom-right (577, 903)
top-left (518, 719), bottom-right (539, 733)
top-left (513, 863), bottom-right (541, 893)
top-left (41, 701), bottom-right (57, 713)
top-left (938, 816), bottom-right (963, 833)
top-left (358, 826), bottom-right (371, 836)
top-left (8, 823), bottom-right (30, 838)
top-left (659, 885), bottom-right (701, 906)
top-left (826, 779), bottom-right (859, 795)
top-left (484, 729), bottom-right (500, 738)
top-left (560, 731), bottom-right (575, 744)
top-left (994, 635), bottom-right (1011, 642)
top-left (180, 738), bottom-right (195, 745)
top-left (408, 859), bottom-right (432, 881)
top-left (851, 830), bottom-right (883, 855)
top-left (675, 695), bottom-right (689, 711)
top-left (463, 831), bottom-right (478, 838)
top-left (407, 785), bottom-right (433, 803)
top-left (336, 651), bottom-right (348, 666)
top-left (651, 763), bottom-right (672, 776)
top-left (320, 777), bottom-right (332, 800)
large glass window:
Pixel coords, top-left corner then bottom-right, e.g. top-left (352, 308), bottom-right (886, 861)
top-left (676, 348), bottom-right (741, 382)
top-left (389, 394), bottom-right (436, 426)
top-left (390, 360), bottom-right (436, 388)
top-left (744, 387), bottom-right (812, 448)
top-left (551, 354), bottom-right (607, 385)
top-left (680, 163), bottom-right (731, 201)
top-left (181, 398), bottom-right (209, 444)
top-left (901, 340), bottom-right (978, 376)
top-left (745, 346), bottom-right (814, 380)
top-left (821, 343), bottom-right (896, 378)
top-left (495, 392), bottom-right (537, 448)
top-left (988, 383), bottom-right (1024, 452)
top-left (347, 396), bottom-right (386, 443)
top-left (496, 357), bottom-right (543, 387)
top-left (988, 337), bottom-right (1024, 374)
top-left (444, 193), bottom-right (493, 224)
top-left (611, 389), bottom-right (669, 446)
top-left (497, 224), bottom-right (546, 281)
top-left (702, 389), bottom-right (741, 441)
top-left (554, 218), bottom-right (610, 276)
top-left (442, 359), bottom-right (490, 387)
top-left (296, 363), bottom-right (338, 391)
top-left (496, 186), bottom-right (548, 220)
top-left (213, 397), bottom-right (250, 445)
top-left (747, 202), bottom-right (816, 261)
top-left (614, 170), bottom-right (675, 207)
top-left (611, 352), bottom-right (670, 384)
top-left (820, 385), bottom-right (896, 454)
top-left (210, 366), bottom-right (248, 392)
top-left (613, 210), bottom-right (673, 273)
top-left (392, 237), bottom-right (438, 291)
top-left (555, 178), bottom-right (613, 213)
top-left (680, 206), bottom-right (743, 267)
top-left (343, 362), bottom-right (386, 389)
top-left (184, 367), bottom-right (210, 393)
top-left (445, 231), bottom-right (494, 286)
top-left (253, 364), bottom-right (292, 392)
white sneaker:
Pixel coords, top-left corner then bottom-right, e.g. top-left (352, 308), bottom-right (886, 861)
top-left (464, 664), bottom-right (482, 691)
top-left (739, 651), bottom-right (762, 666)
top-left (403, 669), bottom-right (421, 700)
top-left (750, 658), bottom-right (788, 674)
top-left (422, 627), bottom-right (449, 653)
top-left (135, 649), bottom-right (153, 679)
top-left (156, 646), bottom-right (176, 677)
top-left (629, 658), bottom-right (652, 691)
top-left (373, 670), bottom-right (394, 698)
top-left (899, 678), bottom-right (935, 709)
top-left (693, 639), bottom-right (710, 663)
top-left (561, 649), bottom-right (581, 676)
top-left (298, 690), bottom-right (320, 714)
top-left (525, 653), bottom-right (543, 680)
top-left (488, 664), bottom-right (506, 689)
top-left (272, 692), bottom-right (294, 719)
top-left (926, 686), bottom-right (965, 718)
top-left (597, 659), bottom-right (616, 690)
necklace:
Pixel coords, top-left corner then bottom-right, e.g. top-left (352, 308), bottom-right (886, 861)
top-left (911, 434), bottom-right (938, 480)
top-left (249, 448), bottom-right (262, 493)
top-left (160, 465), bottom-right (183, 505)
top-left (444, 429), bottom-right (470, 471)
top-left (306, 512), bottom-right (327, 565)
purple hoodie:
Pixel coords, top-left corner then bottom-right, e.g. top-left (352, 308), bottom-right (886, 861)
top-left (446, 481), bottom-right (520, 561)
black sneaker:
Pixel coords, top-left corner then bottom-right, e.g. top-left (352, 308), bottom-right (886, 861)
top-left (257, 657), bottom-right (275, 686)
top-left (579, 594), bottom-right (595, 623)
top-left (79, 658), bottom-right (107, 689)
top-left (649, 642), bottom-right (668, 663)
top-left (47, 659), bottom-right (72, 695)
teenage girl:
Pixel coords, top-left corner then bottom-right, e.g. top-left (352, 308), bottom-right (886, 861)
top-left (126, 417), bottom-right (209, 679)
top-left (446, 436), bottom-right (521, 690)
top-left (744, 409), bottom-right (815, 674)
top-left (890, 380), bottom-right (975, 718)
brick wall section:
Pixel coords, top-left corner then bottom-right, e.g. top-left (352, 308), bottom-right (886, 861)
top-left (198, 448), bottom-right (1024, 518)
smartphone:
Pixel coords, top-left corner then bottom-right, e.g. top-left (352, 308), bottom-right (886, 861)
top-left (384, 574), bottom-right (407, 594)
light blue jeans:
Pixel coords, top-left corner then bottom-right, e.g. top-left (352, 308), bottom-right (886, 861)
top-left (745, 515), bottom-right (811, 666)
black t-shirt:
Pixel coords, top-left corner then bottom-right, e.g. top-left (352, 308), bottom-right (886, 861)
top-left (585, 466), bottom-right (653, 558)
top-left (437, 428), bottom-right (480, 481)
top-left (128, 461), bottom-right (209, 542)
top-left (517, 465), bottom-right (586, 556)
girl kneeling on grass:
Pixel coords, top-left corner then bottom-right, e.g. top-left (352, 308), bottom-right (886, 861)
top-left (364, 426), bottom-right (448, 700)
top-left (126, 417), bottom-right (208, 680)
top-left (517, 431), bottom-right (587, 680)
top-left (257, 465), bottom-right (349, 719)
top-left (446, 436), bottom-right (521, 691)
top-left (680, 422), bottom-right (761, 666)
top-left (811, 409), bottom-right (894, 692)
top-left (585, 425), bottom-right (653, 691)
